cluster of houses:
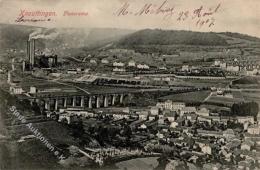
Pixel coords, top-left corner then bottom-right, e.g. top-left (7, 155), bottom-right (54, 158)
top-left (45, 97), bottom-right (260, 169)
top-left (214, 58), bottom-right (260, 75)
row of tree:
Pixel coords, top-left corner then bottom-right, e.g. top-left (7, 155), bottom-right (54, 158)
top-left (231, 102), bottom-right (259, 119)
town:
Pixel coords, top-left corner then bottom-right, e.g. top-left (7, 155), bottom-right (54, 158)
top-left (1, 26), bottom-right (260, 170)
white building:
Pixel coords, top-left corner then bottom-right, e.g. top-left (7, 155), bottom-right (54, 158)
top-left (246, 69), bottom-right (258, 76)
top-left (214, 60), bottom-right (221, 66)
top-left (29, 86), bottom-right (37, 94)
top-left (164, 111), bottom-right (176, 122)
top-left (201, 144), bottom-right (212, 155)
top-left (90, 59), bottom-right (97, 64)
top-left (220, 62), bottom-right (227, 69)
top-left (237, 116), bottom-right (254, 124)
top-left (128, 60), bottom-right (136, 67)
top-left (241, 140), bottom-right (254, 151)
top-left (113, 62), bottom-right (125, 67)
top-left (150, 106), bottom-right (159, 115)
top-left (223, 129), bottom-right (235, 140)
top-left (101, 59), bottom-right (109, 64)
top-left (113, 68), bottom-right (126, 72)
top-left (197, 108), bottom-right (210, 117)
top-left (170, 121), bottom-right (178, 128)
top-left (226, 65), bottom-right (239, 72)
top-left (10, 86), bottom-right (23, 94)
top-left (140, 124), bottom-right (147, 129)
top-left (247, 124), bottom-right (260, 135)
top-left (172, 102), bottom-right (185, 111)
top-left (181, 65), bottom-right (189, 71)
top-left (137, 64), bottom-right (149, 69)
top-left (67, 69), bottom-right (77, 74)
top-left (156, 100), bottom-right (185, 112)
top-left (180, 107), bottom-right (197, 115)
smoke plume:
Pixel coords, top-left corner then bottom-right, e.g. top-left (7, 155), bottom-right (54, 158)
top-left (29, 28), bottom-right (59, 40)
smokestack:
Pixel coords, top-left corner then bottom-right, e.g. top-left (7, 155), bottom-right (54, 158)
top-left (30, 39), bottom-right (35, 66)
top-left (27, 39), bottom-right (35, 69)
top-left (27, 40), bottom-right (30, 63)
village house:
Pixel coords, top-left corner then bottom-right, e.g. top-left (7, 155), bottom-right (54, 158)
top-left (113, 68), bottom-right (126, 72)
top-left (181, 65), bottom-right (190, 72)
top-left (196, 107), bottom-right (210, 117)
top-left (223, 129), bottom-right (236, 140)
top-left (197, 116), bottom-right (212, 125)
top-left (164, 110), bottom-right (177, 122)
top-left (226, 65), bottom-right (240, 72)
top-left (195, 139), bottom-right (212, 155)
top-left (90, 59), bottom-right (97, 64)
top-left (10, 85), bottom-right (23, 94)
top-left (185, 113), bottom-right (197, 123)
top-left (113, 62), bottom-right (125, 67)
top-left (139, 124), bottom-right (147, 129)
top-left (170, 121), bottom-right (178, 128)
top-left (237, 116), bottom-right (254, 124)
top-left (112, 113), bottom-right (129, 120)
top-left (246, 69), bottom-right (258, 75)
top-left (201, 144), bottom-right (212, 155)
top-left (137, 111), bottom-right (149, 120)
top-left (247, 124), bottom-right (260, 135)
top-left (172, 102), bottom-right (185, 111)
top-left (128, 60), bottom-right (136, 67)
top-left (137, 64), bottom-right (150, 69)
top-left (197, 130), bottom-right (223, 138)
top-left (58, 113), bottom-right (71, 124)
top-left (241, 140), bottom-right (254, 151)
top-left (67, 69), bottom-right (77, 74)
top-left (180, 106), bottom-right (197, 116)
top-left (150, 106), bottom-right (159, 116)
top-left (101, 58), bottom-right (109, 64)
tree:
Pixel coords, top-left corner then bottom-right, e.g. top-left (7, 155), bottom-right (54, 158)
top-left (231, 102), bottom-right (259, 119)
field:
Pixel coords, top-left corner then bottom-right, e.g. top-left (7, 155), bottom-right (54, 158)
top-left (116, 157), bottom-right (159, 170)
top-left (232, 76), bottom-right (260, 89)
top-left (206, 91), bottom-right (245, 107)
top-left (242, 91), bottom-right (260, 106)
top-left (170, 78), bottom-right (232, 88)
top-left (206, 96), bottom-right (244, 106)
top-left (159, 90), bottom-right (211, 103)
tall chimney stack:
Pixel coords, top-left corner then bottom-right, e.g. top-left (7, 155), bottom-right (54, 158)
top-left (30, 39), bottom-right (35, 66)
top-left (27, 40), bottom-right (30, 63)
top-left (27, 39), bottom-right (35, 70)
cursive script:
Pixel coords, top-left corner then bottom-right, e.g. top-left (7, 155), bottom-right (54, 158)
top-left (114, 0), bottom-right (221, 28)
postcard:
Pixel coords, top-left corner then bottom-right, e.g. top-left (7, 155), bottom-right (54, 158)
top-left (0, 0), bottom-right (260, 170)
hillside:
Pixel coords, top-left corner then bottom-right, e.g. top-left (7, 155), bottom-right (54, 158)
top-left (0, 24), bottom-right (134, 50)
top-left (116, 29), bottom-right (229, 47)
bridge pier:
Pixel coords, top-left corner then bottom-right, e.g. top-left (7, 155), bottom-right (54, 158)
top-left (63, 98), bottom-right (67, 108)
top-left (96, 96), bottom-right (100, 108)
top-left (72, 96), bottom-right (76, 107)
top-left (112, 94), bottom-right (116, 105)
top-left (44, 100), bottom-right (50, 110)
top-left (54, 98), bottom-right (58, 111)
top-left (120, 94), bottom-right (124, 104)
top-left (104, 96), bottom-right (108, 107)
top-left (80, 96), bottom-right (84, 107)
top-left (88, 97), bottom-right (92, 109)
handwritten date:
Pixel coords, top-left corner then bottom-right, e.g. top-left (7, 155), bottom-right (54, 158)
top-left (115, 0), bottom-right (221, 28)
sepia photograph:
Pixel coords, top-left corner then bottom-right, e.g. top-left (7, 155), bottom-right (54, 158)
top-left (0, 0), bottom-right (260, 169)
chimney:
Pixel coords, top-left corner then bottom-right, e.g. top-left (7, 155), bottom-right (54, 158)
top-left (27, 40), bottom-right (30, 63)
top-left (27, 39), bottom-right (35, 69)
top-left (30, 39), bottom-right (35, 66)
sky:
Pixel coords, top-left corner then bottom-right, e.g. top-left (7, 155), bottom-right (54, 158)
top-left (0, 0), bottom-right (260, 37)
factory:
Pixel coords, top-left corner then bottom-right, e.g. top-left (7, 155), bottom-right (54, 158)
top-left (24, 39), bottom-right (58, 71)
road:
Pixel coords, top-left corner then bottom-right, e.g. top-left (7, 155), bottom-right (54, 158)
top-left (203, 92), bottom-right (213, 102)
